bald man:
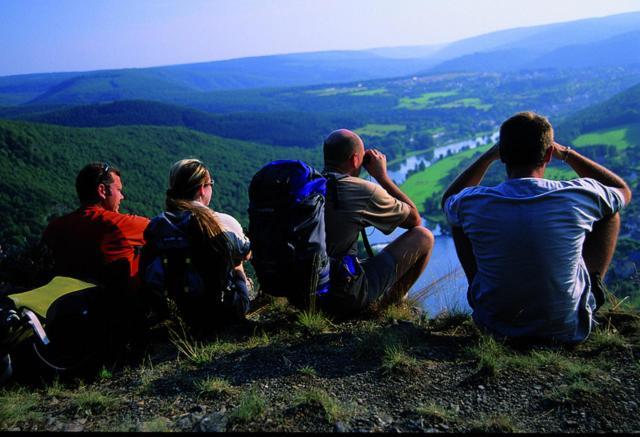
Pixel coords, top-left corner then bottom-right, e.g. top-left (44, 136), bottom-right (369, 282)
top-left (320, 129), bottom-right (434, 316)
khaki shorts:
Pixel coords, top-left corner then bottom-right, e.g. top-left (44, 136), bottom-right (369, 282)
top-left (361, 250), bottom-right (399, 305)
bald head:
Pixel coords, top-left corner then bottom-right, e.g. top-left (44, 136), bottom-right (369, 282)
top-left (323, 129), bottom-right (365, 171)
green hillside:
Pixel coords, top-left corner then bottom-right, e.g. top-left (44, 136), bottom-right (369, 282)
top-left (0, 120), bottom-right (319, 250)
top-left (18, 100), bottom-right (354, 150)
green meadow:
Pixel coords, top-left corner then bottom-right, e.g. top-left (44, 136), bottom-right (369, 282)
top-left (356, 123), bottom-right (406, 137)
top-left (440, 98), bottom-right (492, 111)
top-left (305, 87), bottom-right (360, 96)
top-left (401, 145), bottom-right (490, 202)
top-left (396, 91), bottom-right (458, 110)
top-left (350, 88), bottom-right (388, 96)
top-left (573, 125), bottom-right (639, 150)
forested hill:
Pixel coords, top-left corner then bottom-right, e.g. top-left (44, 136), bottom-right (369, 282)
top-left (8, 100), bottom-right (348, 150)
top-left (0, 120), bottom-right (319, 250)
top-left (556, 82), bottom-right (640, 143)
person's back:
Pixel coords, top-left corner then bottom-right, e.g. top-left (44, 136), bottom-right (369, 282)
top-left (450, 178), bottom-right (624, 340)
top-left (442, 112), bottom-right (631, 343)
top-left (141, 159), bottom-right (251, 333)
top-left (320, 129), bottom-right (434, 316)
top-left (41, 161), bottom-right (150, 354)
top-left (43, 162), bottom-right (149, 293)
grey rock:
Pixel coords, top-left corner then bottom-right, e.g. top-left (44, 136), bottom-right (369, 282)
top-left (334, 421), bottom-right (348, 432)
top-left (195, 411), bottom-right (228, 433)
top-left (63, 422), bottom-right (85, 432)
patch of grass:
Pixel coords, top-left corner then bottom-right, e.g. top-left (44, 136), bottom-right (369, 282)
top-left (467, 335), bottom-right (603, 381)
top-left (415, 401), bottom-right (458, 423)
top-left (439, 97), bottom-right (492, 110)
top-left (229, 389), bottom-right (266, 424)
top-left (70, 386), bottom-right (120, 415)
top-left (396, 91), bottom-right (458, 110)
top-left (587, 328), bottom-right (628, 351)
top-left (266, 296), bottom-right (290, 314)
top-left (466, 334), bottom-right (508, 377)
top-left (544, 379), bottom-right (597, 406)
top-left (0, 388), bottom-right (43, 428)
top-left (296, 310), bottom-right (332, 335)
top-left (356, 123), bottom-right (406, 137)
top-left (245, 330), bottom-right (271, 349)
top-left (402, 145), bottom-right (490, 201)
top-left (98, 366), bottom-right (113, 380)
top-left (297, 365), bottom-right (318, 377)
top-left (355, 327), bottom-right (402, 359)
top-left (381, 302), bottom-right (417, 323)
top-left (429, 309), bottom-right (472, 332)
top-left (350, 87), bottom-right (388, 96)
top-left (381, 344), bottom-right (420, 376)
top-left (194, 376), bottom-right (238, 397)
top-left (140, 417), bottom-right (172, 432)
top-left (544, 166), bottom-right (577, 181)
top-left (170, 321), bottom-right (238, 366)
top-left (294, 388), bottom-right (346, 423)
top-left (469, 414), bottom-right (519, 433)
top-left (46, 378), bottom-right (67, 398)
top-left (573, 126), bottom-right (632, 150)
top-left (306, 86), bottom-right (360, 97)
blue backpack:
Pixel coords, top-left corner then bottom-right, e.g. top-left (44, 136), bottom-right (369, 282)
top-left (248, 160), bottom-right (331, 308)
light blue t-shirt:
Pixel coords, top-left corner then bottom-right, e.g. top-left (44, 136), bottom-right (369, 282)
top-left (444, 178), bottom-right (625, 343)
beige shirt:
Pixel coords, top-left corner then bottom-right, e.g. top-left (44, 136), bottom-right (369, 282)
top-left (324, 173), bottom-right (410, 257)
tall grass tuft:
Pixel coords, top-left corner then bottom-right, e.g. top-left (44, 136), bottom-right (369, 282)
top-left (294, 388), bottom-right (346, 423)
top-left (229, 389), bottom-right (266, 424)
top-left (296, 309), bottom-right (332, 335)
top-left (194, 377), bottom-right (238, 397)
top-left (381, 344), bottom-right (420, 376)
top-left (0, 388), bottom-right (43, 428)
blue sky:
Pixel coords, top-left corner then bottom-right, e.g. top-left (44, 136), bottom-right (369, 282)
top-left (1, 0), bottom-right (640, 76)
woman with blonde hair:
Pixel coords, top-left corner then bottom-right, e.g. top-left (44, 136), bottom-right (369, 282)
top-left (142, 159), bottom-right (251, 332)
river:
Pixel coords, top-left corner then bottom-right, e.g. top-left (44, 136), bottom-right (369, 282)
top-left (387, 131), bottom-right (499, 185)
top-left (366, 132), bottom-right (499, 315)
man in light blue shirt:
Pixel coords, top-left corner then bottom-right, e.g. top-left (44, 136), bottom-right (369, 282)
top-left (442, 112), bottom-right (632, 343)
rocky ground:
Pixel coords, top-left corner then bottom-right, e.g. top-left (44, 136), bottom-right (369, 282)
top-left (1, 297), bottom-right (639, 433)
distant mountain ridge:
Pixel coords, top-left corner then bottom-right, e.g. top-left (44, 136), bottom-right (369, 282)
top-left (0, 12), bottom-right (638, 107)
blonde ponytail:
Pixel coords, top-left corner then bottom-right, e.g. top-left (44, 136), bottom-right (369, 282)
top-left (166, 159), bottom-right (231, 255)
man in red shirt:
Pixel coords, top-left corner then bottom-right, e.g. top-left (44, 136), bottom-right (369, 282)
top-left (43, 162), bottom-right (150, 293)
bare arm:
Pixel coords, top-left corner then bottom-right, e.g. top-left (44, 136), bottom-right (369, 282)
top-left (451, 226), bottom-right (477, 284)
top-left (554, 142), bottom-right (632, 205)
top-left (365, 149), bottom-right (422, 228)
top-left (441, 144), bottom-right (500, 209)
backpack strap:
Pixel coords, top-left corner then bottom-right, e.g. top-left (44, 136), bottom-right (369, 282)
top-left (323, 171), bottom-right (375, 259)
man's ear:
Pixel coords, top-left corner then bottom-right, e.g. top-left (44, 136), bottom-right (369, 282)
top-left (349, 152), bottom-right (359, 170)
top-left (96, 183), bottom-right (108, 201)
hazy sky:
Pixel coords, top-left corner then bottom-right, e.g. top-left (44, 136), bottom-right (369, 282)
top-left (2, 0), bottom-right (640, 76)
